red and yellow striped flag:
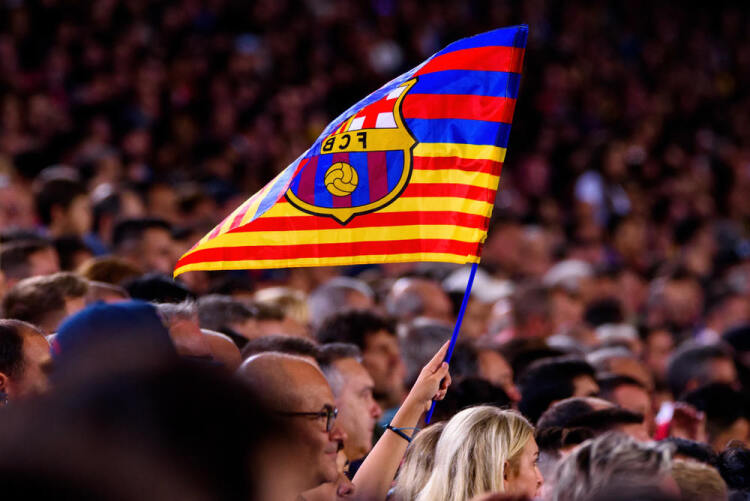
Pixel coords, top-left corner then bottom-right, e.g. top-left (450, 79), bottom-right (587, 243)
top-left (174, 25), bottom-right (527, 276)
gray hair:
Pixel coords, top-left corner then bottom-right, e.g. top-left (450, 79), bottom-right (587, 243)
top-left (586, 346), bottom-right (635, 373)
top-left (155, 300), bottom-right (198, 325)
top-left (316, 343), bottom-right (362, 395)
top-left (196, 294), bottom-right (255, 331)
top-left (399, 318), bottom-right (451, 386)
top-left (551, 432), bottom-right (673, 501)
top-left (307, 277), bottom-right (373, 330)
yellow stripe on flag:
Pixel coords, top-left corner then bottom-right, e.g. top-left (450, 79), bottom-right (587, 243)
top-left (410, 169), bottom-right (499, 189)
top-left (261, 197), bottom-right (494, 219)
top-left (414, 143), bottom-right (507, 162)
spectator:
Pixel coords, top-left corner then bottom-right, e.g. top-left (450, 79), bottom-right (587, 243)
top-left (386, 277), bottom-right (454, 324)
top-left (241, 335), bottom-right (319, 362)
top-left (518, 356), bottom-right (599, 423)
top-left (155, 301), bottom-right (214, 360)
top-left (86, 281), bottom-right (129, 304)
top-left (662, 437), bottom-right (718, 466)
top-left (2, 271), bottom-right (89, 333)
top-left (587, 346), bottom-right (653, 390)
top-left (317, 311), bottom-right (405, 411)
top-left (597, 374), bottom-right (655, 436)
top-left (683, 384), bottom-right (750, 452)
top-left (536, 397), bottom-right (648, 441)
top-left (34, 177), bottom-right (92, 240)
top-left (197, 294), bottom-right (257, 347)
top-left (77, 256), bottom-right (143, 286)
top-left (399, 318), bottom-right (451, 387)
top-left (430, 378), bottom-right (513, 424)
top-left (307, 277), bottom-right (374, 330)
top-left (551, 432), bottom-right (673, 501)
top-left (393, 422), bottom-right (445, 501)
top-left (671, 459), bottom-right (728, 501)
top-left (0, 319), bottom-right (51, 402)
top-left (125, 273), bottom-right (195, 304)
top-left (717, 444), bottom-right (750, 495)
top-left (0, 238), bottom-right (60, 289)
top-left (415, 406), bottom-right (543, 500)
top-left (112, 218), bottom-right (176, 275)
top-left (254, 286), bottom-right (310, 338)
top-left (510, 283), bottom-right (554, 339)
top-left (450, 340), bottom-right (521, 403)
top-left (236, 352), bottom-right (347, 500)
top-left (316, 343), bottom-right (383, 462)
top-left (666, 343), bottom-right (739, 399)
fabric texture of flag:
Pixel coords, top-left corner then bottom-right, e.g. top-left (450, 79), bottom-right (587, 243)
top-left (174, 25), bottom-right (528, 276)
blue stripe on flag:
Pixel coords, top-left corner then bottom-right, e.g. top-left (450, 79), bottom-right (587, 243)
top-left (348, 152), bottom-right (370, 206)
top-left (411, 70), bottom-right (521, 99)
top-left (386, 150), bottom-right (403, 191)
top-left (315, 154), bottom-right (334, 207)
top-left (405, 118), bottom-right (512, 147)
top-left (256, 162), bottom-right (300, 218)
top-left (439, 25), bottom-right (528, 54)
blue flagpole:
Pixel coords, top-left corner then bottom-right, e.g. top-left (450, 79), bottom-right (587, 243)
top-left (425, 261), bottom-right (479, 424)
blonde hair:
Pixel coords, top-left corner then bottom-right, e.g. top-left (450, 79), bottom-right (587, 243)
top-left (415, 406), bottom-right (534, 501)
top-left (671, 459), bottom-right (727, 501)
top-left (253, 286), bottom-right (309, 325)
top-left (393, 422), bottom-right (445, 501)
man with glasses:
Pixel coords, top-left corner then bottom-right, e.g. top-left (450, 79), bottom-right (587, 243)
top-left (237, 352), bottom-right (348, 501)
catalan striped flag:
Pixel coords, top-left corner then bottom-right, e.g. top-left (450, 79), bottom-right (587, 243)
top-left (174, 25), bottom-right (527, 276)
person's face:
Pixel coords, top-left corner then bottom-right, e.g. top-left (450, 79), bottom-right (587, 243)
top-left (301, 451), bottom-right (355, 501)
top-left (612, 384), bottom-right (654, 438)
top-left (332, 358), bottom-right (383, 460)
top-left (287, 371), bottom-right (347, 486)
top-left (141, 227), bottom-right (175, 274)
top-left (644, 329), bottom-right (673, 381)
top-left (505, 437), bottom-right (543, 498)
top-left (361, 330), bottom-right (405, 406)
top-left (713, 418), bottom-right (750, 451)
top-left (6, 333), bottom-right (52, 399)
top-left (66, 195), bottom-right (92, 236)
top-left (708, 358), bottom-right (739, 389)
top-left (28, 248), bottom-right (60, 277)
top-left (571, 375), bottom-right (599, 397)
top-left (477, 350), bottom-right (521, 403)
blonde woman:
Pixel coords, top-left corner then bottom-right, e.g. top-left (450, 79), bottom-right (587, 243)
top-left (392, 422), bottom-right (445, 501)
top-left (415, 406), bottom-right (542, 501)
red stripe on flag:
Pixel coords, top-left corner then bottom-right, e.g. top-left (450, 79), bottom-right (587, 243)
top-left (298, 155), bottom-right (318, 204)
top-left (401, 183), bottom-right (497, 203)
top-left (402, 94), bottom-right (516, 123)
top-left (368, 151), bottom-right (388, 202)
top-left (179, 238), bottom-right (480, 266)
top-left (230, 210), bottom-right (489, 233)
top-left (412, 156), bottom-right (503, 176)
top-left (416, 46), bottom-right (524, 75)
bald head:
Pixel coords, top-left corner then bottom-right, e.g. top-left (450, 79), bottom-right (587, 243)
top-left (237, 353), bottom-right (329, 410)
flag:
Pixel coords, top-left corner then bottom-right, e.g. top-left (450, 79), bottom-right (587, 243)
top-left (174, 25), bottom-right (527, 276)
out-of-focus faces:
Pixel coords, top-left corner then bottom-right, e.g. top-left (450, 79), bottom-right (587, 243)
top-left (477, 349), bottom-right (521, 403)
top-left (5, 331), bottom-right (52, 399)
top-left (572, 374), bottom-right (599, 398)
top-left (28, 248), bottom-right (60, 278)
top-left (361, 330), bottom-right (405, 408)
top-left (611, 383), bottom-right (654, 438)
top-left (301, 451), bottom-right (355, 501)
top-left (140, 227), bottom-right (176, 275)
top-left (708, 358), bottom-right (739, 389)
top-left (331, 358), bottom-right (382, 461)
top-left (505, 437), bottom-right (543, 499)
top-left (643, 329), bottom-right (673, 383)
top-left (66, 194), bottom-right (92, 236)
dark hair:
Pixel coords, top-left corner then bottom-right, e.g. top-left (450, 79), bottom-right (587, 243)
top-left (78, 256), bottom-right (143, 285)
top-left (667, 343), bottom-right (734, 398)
top-left (240, 335), bottom-right (319, 360)
top-left (0, 320), bottom-right (30, 378)
top-left (449, 341), bottom-right (481, 381)
top-left (0, 239), bottom-right (54, 280)
top-left (125, 274), bottom-right (195, 303)
top-left (683, 383), bottom-right (748, 447)
top-left (2, 272), bottom-right (88, 330)
top-left (537, 397), bottom-right (598, 430)
top-left (430, 377), bottom-right (512, 423)
top-left (597, 374), bottom-right (648, 400)
top-left (35, 178), bottom-right (87, 226)
top-left (53, 236), bottom-right (92, 271)
top-left (536, 426), bottom-right (596, 454)
top-left (315, 310), bottom-right (395, 349)
top-left (197, 295), bottom-right (256, 342)
top-left (584, 298), bottom-right (624, 327)
top-left (499, 338), bottom-right (565, 382)
top-left (519, 356), bottom-right (596, 423)
top-left (662, 438), bottom-right (718, 466)
top-left (316, 343), bottom-right (362, 369)
top-left (112, 218), bottom-right (172, 250)
top-left (718, 444), bottom-right (750, 491)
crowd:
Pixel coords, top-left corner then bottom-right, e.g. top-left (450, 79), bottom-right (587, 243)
top-left (2, 0), bottom-right (750, 500)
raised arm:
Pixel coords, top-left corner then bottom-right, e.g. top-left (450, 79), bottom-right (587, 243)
top-left (352, 342), bottom-right (451, 501)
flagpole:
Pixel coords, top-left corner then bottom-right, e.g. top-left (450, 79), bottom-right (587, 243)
top-left (425, 261), bottom-right (479, 424)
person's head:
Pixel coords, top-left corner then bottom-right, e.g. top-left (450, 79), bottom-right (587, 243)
top-left (254, 286), bottom-right (310, 338)
top-left (86, 281), bottom-right (129, 304)
top-left (301, 451), bottom-right (355, 501)
top-left (667, 343), bottom-right (738, 399)
top-left (717, 444), bottom-right (750, 492)
top-left (416, 406), bottom-right (541, 501)
top-left (307, 277), bottom-right (374, 330)
top-left (2, 272), bottom-right (89, 333)
top-left (511, 283), bottom-right (553, 338)
top-left (671, 459), bottom-right (728, 501)
top-left (316, 311), bottom-right (404, 408)
top-left (662, 437), bottom-right (718, 466)
top-left (155, 301), bottom-right (213, 359)
top-left (197, 295), bottom-right (257, 346)
top-left (316, 343), bottom-right (382, 461)
top-left (518, 356), bottom-right (598, 423)
top-left (640, 327), bottom-right (675, 384)
top-left (35, 177), bottom-right (91, 237)
top-left (537, 396), bottom-right (647, 441)
top-left (53, 236), bottom-right (93, 271)
top-left (450, 341), bottom-right (521, 403)
top-left (236, 353), bottom-right (347, 493)
top-left (0, 320), bottom-right (51, 401)
top-left (386, 277), bottom-right (453, 324)
top-left (399, 318), bottom-right (451, 387)
top-left (240, 335), bottom-right (319, 363)
top-left (112, 218), bottom-right (175, 274)
top-left (394, 422), bottom-right (445, 501)
top-left (551, 432), bottom-right (673, 501)
top-left (683, 384), bottom-right (749, 452)
top-left (587, 346), bottom-right (653, 390)
top-left (125, 273), bottom-right (195, 304)
top-left (77, 256), bottom-right (143, 286)
top-left (429, 377), bottom-right (513, 423)
top-left (598, 374), bottom-right (654, 437)
top-left (0, 239), bottom-right (60, 288)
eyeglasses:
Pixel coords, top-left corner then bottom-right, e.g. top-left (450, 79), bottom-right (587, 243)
top-left (279, 404), bottom-right (338, 432)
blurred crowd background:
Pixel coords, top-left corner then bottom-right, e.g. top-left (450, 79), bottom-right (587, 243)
top-left (1, 0), bottom-right (750, 500)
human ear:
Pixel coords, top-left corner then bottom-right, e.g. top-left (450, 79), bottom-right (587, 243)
top-left (0, 372), bottom-right (8, 392)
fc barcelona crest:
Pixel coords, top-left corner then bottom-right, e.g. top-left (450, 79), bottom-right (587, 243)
top-left (286, 78), bottom-right (418, 224)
